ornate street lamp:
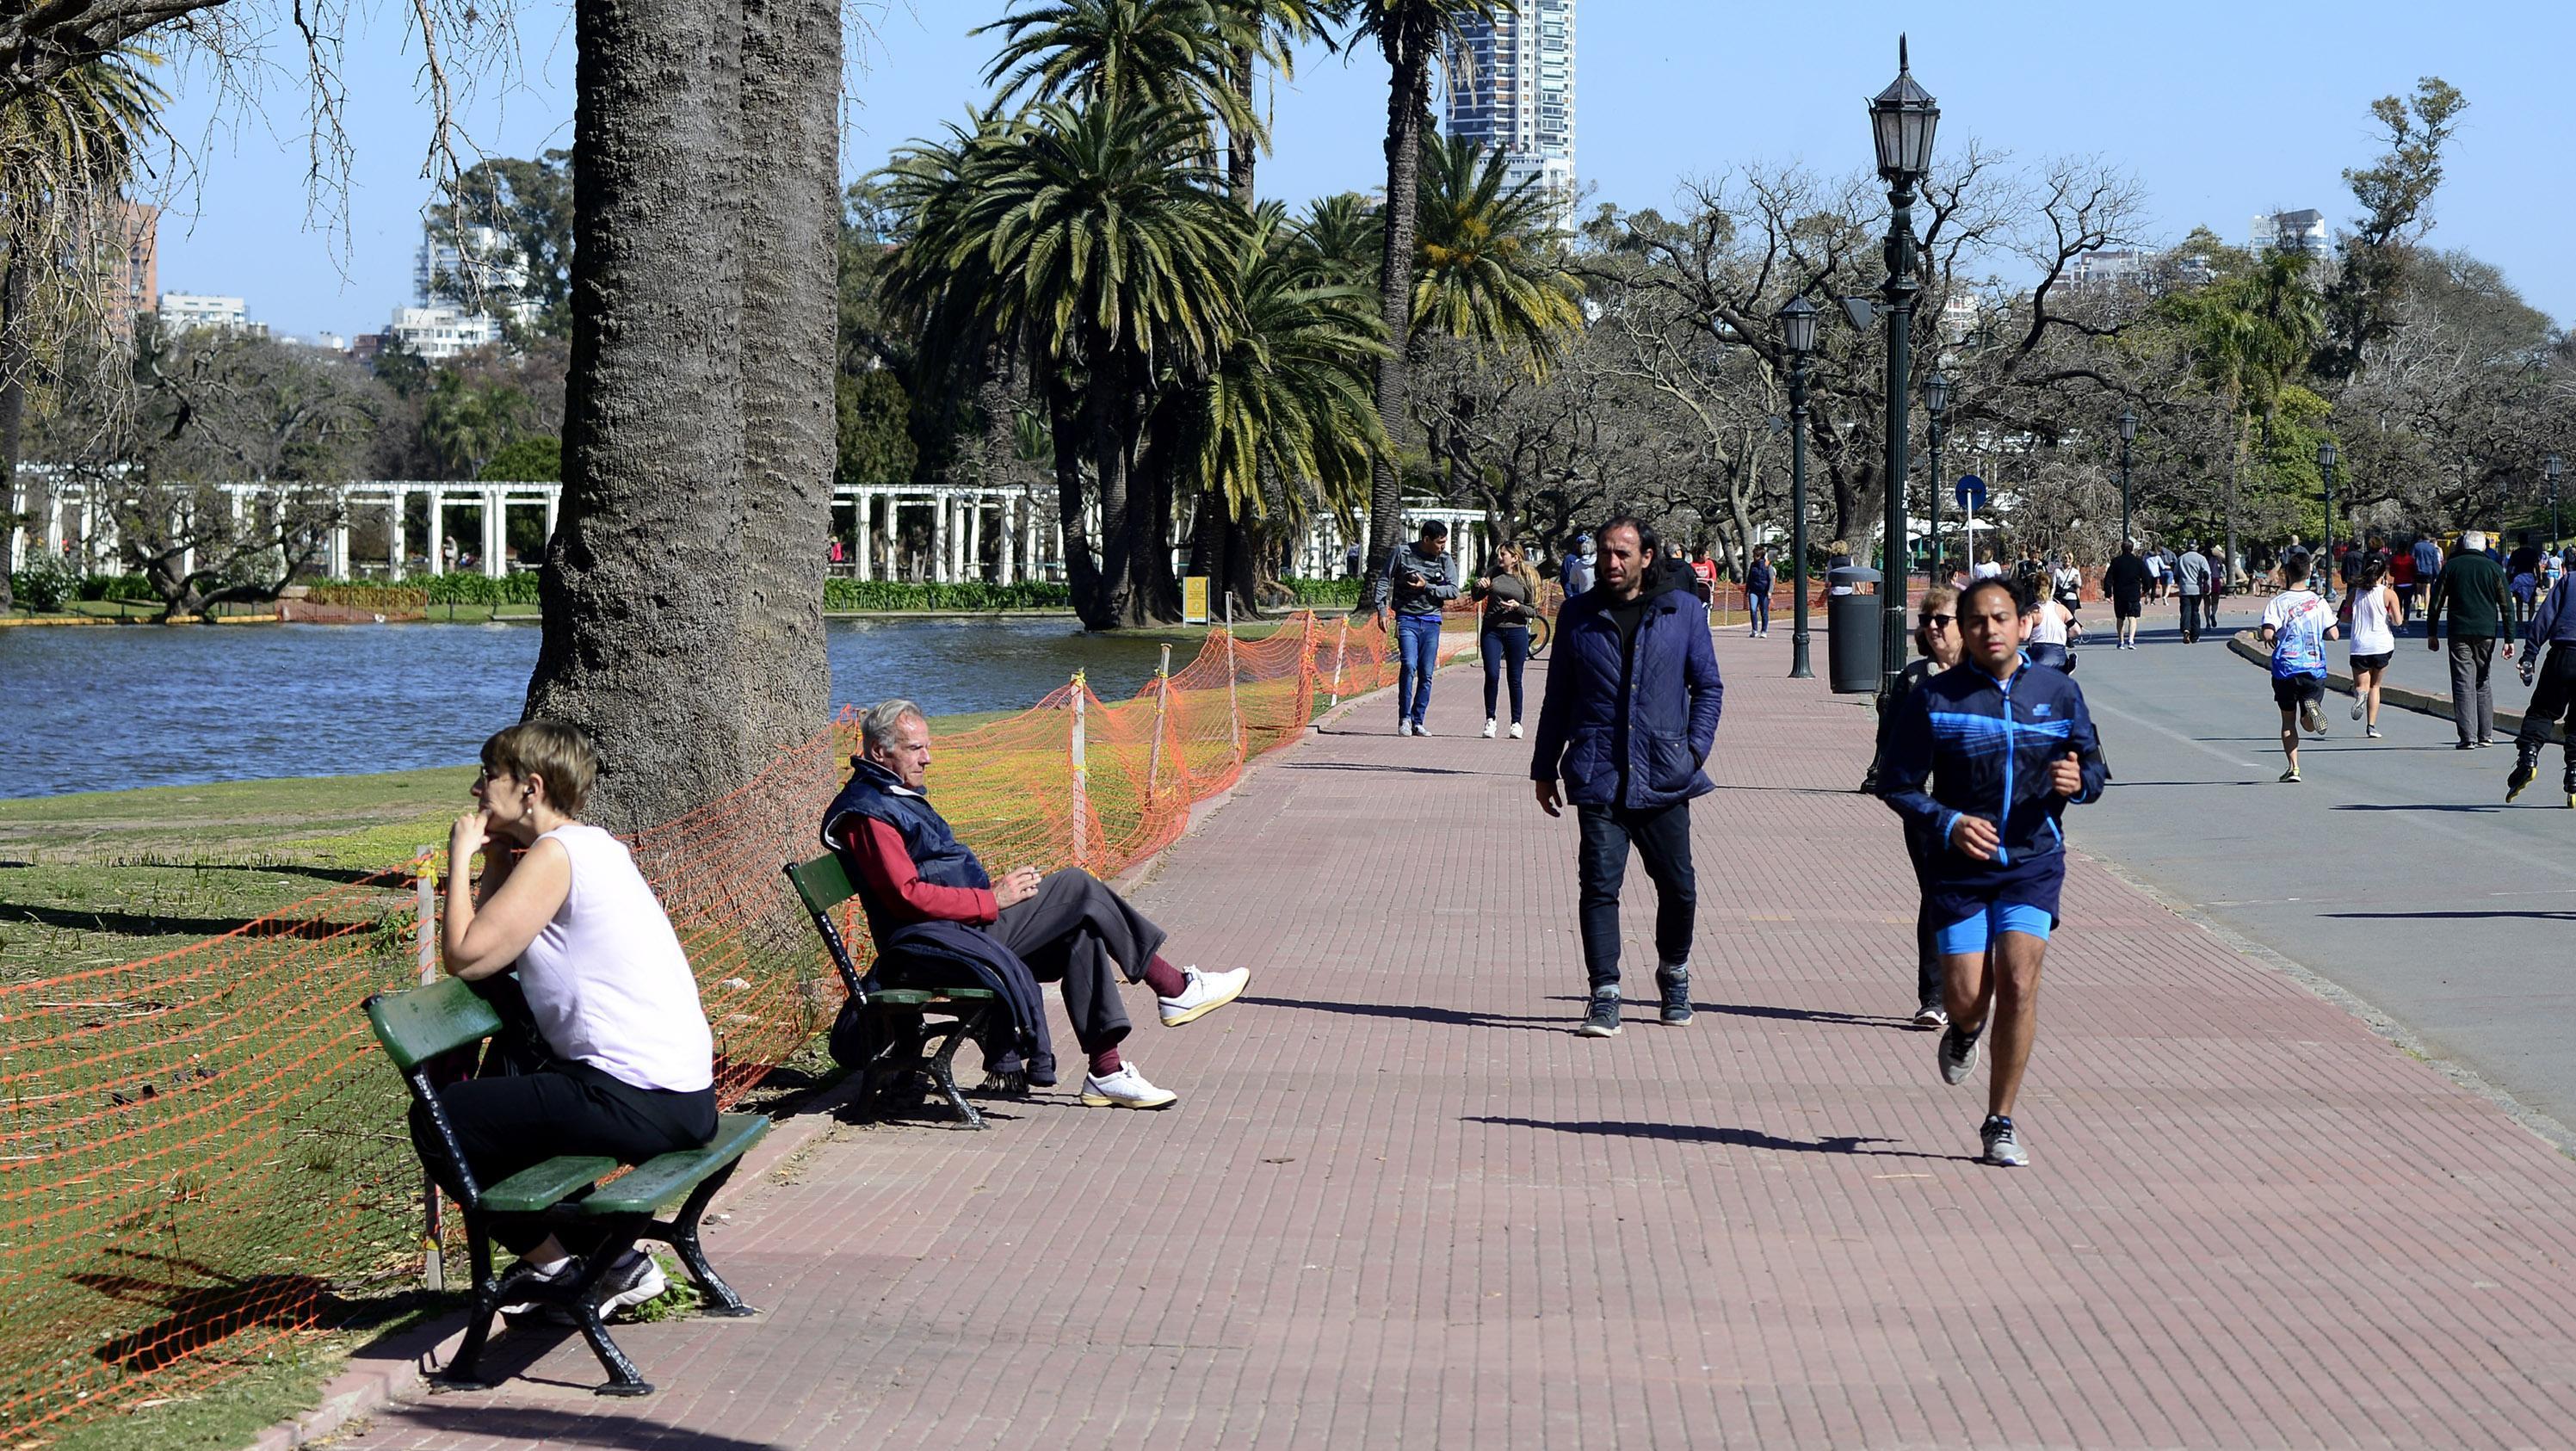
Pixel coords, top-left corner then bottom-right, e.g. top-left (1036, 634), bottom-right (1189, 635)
top-left (1869, 35), bottom-right (1938, 692)
top-left (2316, 440), bottom-right (2338, 605)
top-left (2116, 409), bottom-right (2139, 555)
top-left (1924, 371), bottom-right (1952, 583)
top-left (1778, 295), bottom-right (1819, 679)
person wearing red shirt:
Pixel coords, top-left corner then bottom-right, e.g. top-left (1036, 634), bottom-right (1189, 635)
top-left (825, 699), bottom-right (1249, 1109)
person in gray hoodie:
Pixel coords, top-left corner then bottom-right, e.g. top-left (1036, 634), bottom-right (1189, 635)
top-left (1372, 519), bottom-right (1461, 735)
top-left (2175, 543), bottom-right (2211, 643)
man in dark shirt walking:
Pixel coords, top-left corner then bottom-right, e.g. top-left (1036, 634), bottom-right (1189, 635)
top-left (1530, 519), bottom-right (1724, 1037)
top-left (2425, 531), bottom-right (2515, 750)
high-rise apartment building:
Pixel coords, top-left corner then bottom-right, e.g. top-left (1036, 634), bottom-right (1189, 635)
top-left (103, 201), bottom-right (158, 342)
top-left (1444, 0), bottom-right (1576, 227)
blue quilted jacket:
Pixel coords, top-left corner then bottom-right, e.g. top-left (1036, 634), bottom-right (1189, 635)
top-left (1876, 656), bottom-right (2110, 882)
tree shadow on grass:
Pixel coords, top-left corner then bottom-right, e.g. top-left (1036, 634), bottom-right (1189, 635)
top-left (71, 1246), bottom-right (435, 1373)
top-left (1464, 1115), bottom-right (1967, 1162)
top-left (0, 900), bottom-right (372, 940)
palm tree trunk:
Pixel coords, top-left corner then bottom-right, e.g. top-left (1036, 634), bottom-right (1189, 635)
top-left (1227, 42), bottom-right (1257, 204)
top-left (1048, 379), bottom-right (1109, 627)
top-left (732, 0), bottom-right (838, 769)
top-left (1365, 44), bottom-right (1430, 572)
top-left (1088, 342), bottom-right (1140, 627)
top-left (525, 0), bottom-right (756, 831)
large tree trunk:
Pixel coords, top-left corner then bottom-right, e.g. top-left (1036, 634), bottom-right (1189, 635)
top-left (732, 0), bottom-right (839, 767)
top-left (526, 0), bottom-right (755, 832)
top-left (1086, 343), bottom-right (1141, 627)
top-left (1048, 379), bottom-right (1109, 628)
top-left (1227, 43), bottom-right (1257, 204)
top-left (0, 237), bottom-right (24, 614)
top-left (1365, 46), bottom-right (1430, 574)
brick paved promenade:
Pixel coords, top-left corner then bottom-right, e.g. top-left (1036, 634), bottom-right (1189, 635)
top-left (337, 632), bottom-right (2576, 1450)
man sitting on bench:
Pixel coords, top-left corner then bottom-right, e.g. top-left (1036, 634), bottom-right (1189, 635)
top-left (825, 698), bottom-right (1249, 1110)
top-left (420, 720), bottom-right (719, 1318)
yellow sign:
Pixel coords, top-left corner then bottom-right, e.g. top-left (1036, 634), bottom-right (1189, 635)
top-left (1182, 575), bottom-right (1211, 625)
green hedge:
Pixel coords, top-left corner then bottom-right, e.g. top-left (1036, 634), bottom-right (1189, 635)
top-left (307, 583), bottom-right (431, 611)
top-left (76, 572), bottom-right (158, 602)
top-left (823, 578), bottom-right (1072, 611)
top-left (397, 571), bottom-right (545, 605)
top-left (1280, 576), bottom-right (1364, 608)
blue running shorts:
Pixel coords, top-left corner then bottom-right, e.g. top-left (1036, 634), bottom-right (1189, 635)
top-left (1935, 900), bottom-right (2055, 957)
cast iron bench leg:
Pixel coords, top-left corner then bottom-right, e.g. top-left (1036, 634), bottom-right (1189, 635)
top-left (922, 1007), bottom-right (987, 1129)
top-left (436, 1219), bottom-right (503, 1391)
top-left (565, 1226), bottom-right (654, 1396)
top-left (664, 1164), bottom-right (759, 1318)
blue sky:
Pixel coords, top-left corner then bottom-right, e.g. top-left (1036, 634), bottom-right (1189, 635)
top-left (151, 0), bottom-right (2576, 340)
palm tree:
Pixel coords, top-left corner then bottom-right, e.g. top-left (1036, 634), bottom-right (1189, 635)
top-left (2165, 249), bottom-right (2323, 577)
top-left (1293, 193), bottom-right (1384, 284)
top-left (905, 97), bottom-right (1247, 627)
top-left (1342, 0), bottom-right (1508, 567)
top-left (420, 369), bottom-right (528, 480)
top-left (979, 0), bottom-right (1257, 144)
top-left (0, 45), bottom-right (162, 612)
top-left (1206, 0), bottom-right (1333, 201)
top-left (1411, 133), bottom-right (1581, 365)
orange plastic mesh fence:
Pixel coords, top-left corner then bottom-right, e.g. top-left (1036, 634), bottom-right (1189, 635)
top-left (0, 608), bottom-right (1495, 1440)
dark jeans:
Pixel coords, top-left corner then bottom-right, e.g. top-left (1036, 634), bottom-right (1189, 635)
top-left (2178, 592), bottom-right (2202, 643)
top-left (2516, 643), bottom-right (2576, 773)
top-left (1747, 593), bottom-right (1770, 632)
top-left (989, 868), bottom-right (1167, 1052)
top-left (2449, 637), bottom-right (2499, 744)
top-left (1481, 624), bottom-right (1529, 723)
top-left (411, 1055), bottom-right (716, 1256)
top-left (1574, 800), bottom-right (1697, 992)
top-left (1394, 613), bottom-right (1442, 726)
top-left (1912, 898), bottom-right (1944, 1010)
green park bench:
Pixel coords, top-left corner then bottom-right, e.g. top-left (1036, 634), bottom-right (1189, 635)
top-left (363, 976), bottom-right (769, 1397)
top-left (783, 852), bottom-right (999, 1129)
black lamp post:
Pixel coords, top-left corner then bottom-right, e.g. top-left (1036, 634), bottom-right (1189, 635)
top-left (1925, 370), bottom-right (1952, 583)
top-left (2548, 454), bottom-right (2563, 548)
top-left (1779, 295), bottom-right (1819, 680)
top-left (2116, 409), bottom-right (2139, 555)
top-left (1869, 36), bottom-right (1938, 691)
top-left (2316, 440), bottom-right (2338, 605)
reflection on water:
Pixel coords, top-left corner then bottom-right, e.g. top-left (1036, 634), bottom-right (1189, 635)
top-left (0, 617), bottom-right (1190, 800)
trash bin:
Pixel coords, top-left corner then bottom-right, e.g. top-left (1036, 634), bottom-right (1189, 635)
top-left (1826, 566), bottom-right (1882, 695)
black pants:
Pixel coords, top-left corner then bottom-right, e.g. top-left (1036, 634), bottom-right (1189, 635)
top-left (411, 1056), bottom-right (716, 1256)
top-left (2517, 643), bottom-right (2576, 775)
top-left (1574, 800), bottom-right (1697, 992)
top-left (989, 868), bottom-right (1167, 1052)
top-left (1481, 624), bottom-right (1529, 723)
top-left (2179, 593), bottom-right (2202, 643)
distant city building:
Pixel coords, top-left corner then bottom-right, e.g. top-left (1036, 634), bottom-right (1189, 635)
top-left (1938, 293), bottom-right (1982, 344)
top-left (283, 331), bottom-right (349, 351)
top-left (2252, 208), bottom-right (2328, 256)
top-left (102, 201), bottom-right (158, 342)
top-left (158, 293), bottom-right (253, 334)
top-left (1444, 0), bottom-right (1576, 227)
top-left (416, 221), bottom-right (529, 306)
top-left (2067, 249), bottom-right (2147, 290)
top-left (386, 305), bottom-right (503, 361)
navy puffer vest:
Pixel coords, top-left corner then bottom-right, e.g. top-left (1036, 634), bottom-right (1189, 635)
top-left (820, 757), bottom-right (992, 892)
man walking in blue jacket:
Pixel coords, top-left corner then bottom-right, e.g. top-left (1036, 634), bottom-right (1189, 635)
top-left (1877, 574), bottom-right (2110, 1166)
top-left (1530, 518), bottom-right (1725, 1036)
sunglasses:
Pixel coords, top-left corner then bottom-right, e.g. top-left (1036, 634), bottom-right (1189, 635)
top-left (1924, 614), bottom-right (1955, 627)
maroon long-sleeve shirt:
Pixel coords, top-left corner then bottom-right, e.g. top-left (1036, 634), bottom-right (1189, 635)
top-left (836, 818), bottom-right (998, 927)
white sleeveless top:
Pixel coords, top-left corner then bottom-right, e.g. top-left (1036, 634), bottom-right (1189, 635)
top-left (2349, 585), bottom-right (2396, 656)
top-left (517, 824), bottom-right (714, 1093)
top-left (2029, 602), bottom-right (2069, 647)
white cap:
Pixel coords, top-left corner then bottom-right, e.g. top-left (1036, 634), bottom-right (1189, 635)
top-left (2463, 530), bottom-right (2489, 552)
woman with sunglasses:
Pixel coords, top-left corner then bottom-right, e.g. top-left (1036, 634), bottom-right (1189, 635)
top-left (1865, 583), bottom-right (1963, 1027)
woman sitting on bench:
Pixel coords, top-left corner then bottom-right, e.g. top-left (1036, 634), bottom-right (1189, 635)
top-left (414, 719), bottom-right (717, 1318)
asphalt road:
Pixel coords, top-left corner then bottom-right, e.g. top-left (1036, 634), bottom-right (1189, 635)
top-left (2057, 593), bottom-right (2576, 1133)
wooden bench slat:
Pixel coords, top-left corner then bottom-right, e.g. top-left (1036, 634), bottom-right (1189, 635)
top-left (582, 1114), bottom-right (771, 1216)
top-left (871, 987), bottom-right (998, 1006)
top-left (481, 1155), bottom-right (618, 1213)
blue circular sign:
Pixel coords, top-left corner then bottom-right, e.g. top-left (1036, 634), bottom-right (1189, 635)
top-left (1954, 474), bottom-right (1987, 509)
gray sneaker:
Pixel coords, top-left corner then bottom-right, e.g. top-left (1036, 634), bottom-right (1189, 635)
top-left (1980, 1114), bottom-right (2029, 1167)
top-left (1577, 992), bottom-right (1622, 1037)
top-left (1937, 1022), bottom-right (1982, 1084)
top-left (1910, 1001), bottom-right (1948, 1030)
top-left (1655, 966), bottom-right (1693, 1026)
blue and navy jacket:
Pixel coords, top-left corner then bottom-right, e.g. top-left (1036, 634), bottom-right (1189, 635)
top-left (821, 756), bottom-right (993, 909)
top-left (1529, 570), bottom-right (1725, 810)
top-left (1876, 656), bottom-right (2109, 885)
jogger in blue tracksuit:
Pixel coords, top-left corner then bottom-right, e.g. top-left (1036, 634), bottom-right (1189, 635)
top-left (1877, 573), bottom-right (2110, 1168)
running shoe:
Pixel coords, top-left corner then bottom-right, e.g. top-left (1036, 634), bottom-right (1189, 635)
top-left (1577, 992), bottom-right (1622, 1038)
top-left (1482, 719), bottom-right (1498, 738)
top-left (1937, 1022), bottom-right (1982, 1084)
top-left (2477, 738), bottom-right (2498, 748)
top-left (1509, 722), bottom-right (1523, 739)
top-left (1158, 966), bottom-right (1249, 1026)
top-left (2365, 726), bottom-right (2383, 739)
top-left (498, 1257), bottom-right (576, 1318)
top-left (1980, 1114), bottom-right (2029, 1167)
top-left (2351, 697), bottom-right (2365, 720)
top-left (2508, 756), bottom-right (2538, 802)
top-left (1081, 1065), bottom-right (1179, 1108)
top-left (2298, 698), bottom-right (2325, 736)
top-left (2279, 767), bottom-right (2300, 783)
top-left (1911, 1001), bottom-right (1948, 1030)
top-left (1655, 966), bottom-right (1693, 1026)
top-left (594, 1248), bottom-right (670, 1319)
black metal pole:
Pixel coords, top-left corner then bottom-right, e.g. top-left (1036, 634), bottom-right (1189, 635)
top-left (1881, 183), bottom-right (1918, 692)
top-left (1789, 354), bottom-right (1813, 679)
top-left (2320, 461), bottom-right (2336, 605)
top-left (1928, 413), bottom-right (1945, 584)
top-left (2119, 436), bottom-right (2133, 554)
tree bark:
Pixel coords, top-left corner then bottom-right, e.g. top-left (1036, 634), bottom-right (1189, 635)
top-left (1365, 45), bottom-right (1430, 573)
top-left (1048, 379), bottom-right (1109, 627)
top-left (525, 0), bottom-right (755, 833)
top-left (1226, 43), bottom-right (1257, 205)
top-left (1086, 339), bottom-right (1140, 627)
top-left (732, 0), bottom-right (838, 767)
top-left (0, 237), bottom-right (24, 613)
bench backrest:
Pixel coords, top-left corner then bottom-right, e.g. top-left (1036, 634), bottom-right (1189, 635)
top-left (365, 974), bottom-right (503, 1071)
top-left (782, 854), bottom-right (869, 997)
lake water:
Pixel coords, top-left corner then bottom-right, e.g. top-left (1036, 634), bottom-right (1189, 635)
top-left (0, 617), bottom-right (1186, 800)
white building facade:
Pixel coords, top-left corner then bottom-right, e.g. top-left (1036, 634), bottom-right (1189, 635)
top-left (1444, 0), bottom-right (1576, 228)
top-left (157, 293), bottom-right (251, 333)
top-left (386, 306), bottom-right (503, 361)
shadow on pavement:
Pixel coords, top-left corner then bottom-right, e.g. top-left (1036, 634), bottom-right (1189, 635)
top-left (1276, 760), bottom-right (1491, 777)
top-left (1464, 1115), bottom-right (1967, 1161)
top-left (2328, 802), bottom-right (2504, 813)
top-left (382, 1401), bottom-right (784, 1451)
top-left (2323, 909), bottom-right (2576, 921)
top-left (1541, 996), bottom-right (1913, 1030)
top-left (1241, 995), bottom-right (1571, 1032)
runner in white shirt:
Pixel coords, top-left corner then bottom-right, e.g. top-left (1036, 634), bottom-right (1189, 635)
top-left (2344, 554), bottom-right (2401, 738)
top-left (2261, 550), bottom-right (2341, 781)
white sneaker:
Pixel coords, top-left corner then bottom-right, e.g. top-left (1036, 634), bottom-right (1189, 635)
top-left (498, 1256), bottom-right (575, 1317)
top-left (1158, 966), bottom-right (1249, 1026)
top-left (1482, 719), bottom-right (1497, 738)
top-left (1412, 721), bottom-right (1430, 736)
top-left (1508, 722), bottom-right (1523, 739)
top-left (1081, 1065), bottom-right (1178, 1109)
top-left (595, 1249), bottom-right (669, 1318)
